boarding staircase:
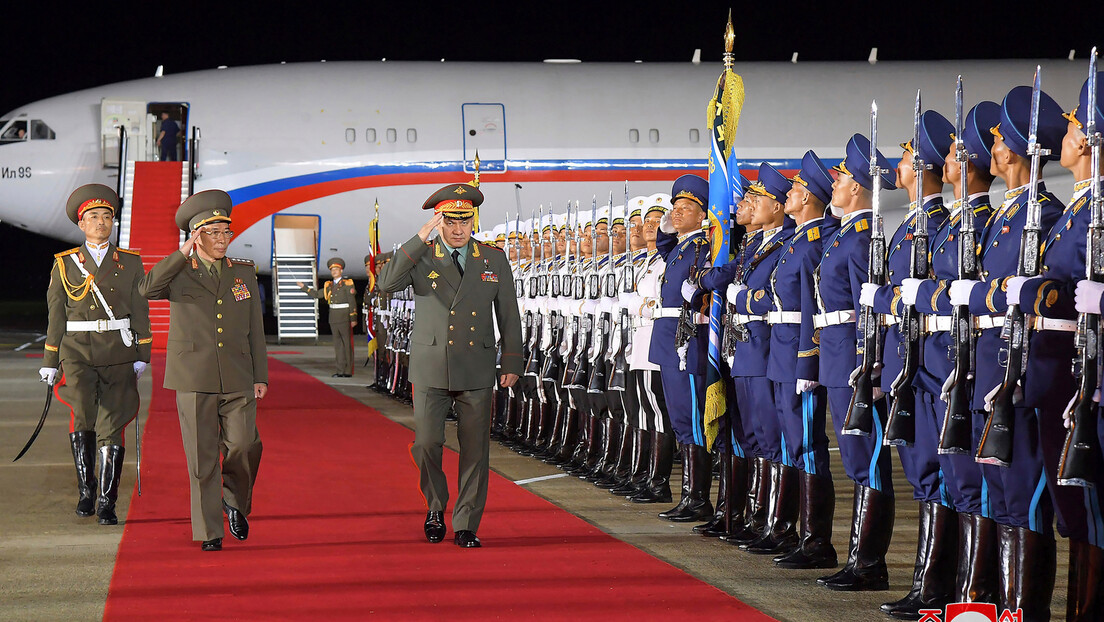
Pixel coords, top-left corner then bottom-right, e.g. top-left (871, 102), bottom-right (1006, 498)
top-left (272, 216), bottom-right (320, 342)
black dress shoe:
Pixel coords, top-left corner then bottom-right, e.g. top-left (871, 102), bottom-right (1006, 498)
top-left (454, 530), bottom-right (481, 548)
top-left (201, 538), bottom-right (222, 551)
top-left (332, 373), bottom-right (343, 377)
top-left (223, 500), bottom-right (249, 541)
top-left (424, 511), bottom-right (446, 543)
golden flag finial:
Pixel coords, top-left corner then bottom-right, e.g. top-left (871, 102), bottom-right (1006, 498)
top-left (472, 151), bottom-right (481, 187)
top-left (723, 10), bottom-right (735, 68)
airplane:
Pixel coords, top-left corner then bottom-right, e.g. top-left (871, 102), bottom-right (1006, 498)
top-left (0, 58), bottom-right (1089, 274)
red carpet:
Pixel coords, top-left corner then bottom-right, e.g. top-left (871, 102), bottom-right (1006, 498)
top-left (104, 355), bottom-right (773, 621)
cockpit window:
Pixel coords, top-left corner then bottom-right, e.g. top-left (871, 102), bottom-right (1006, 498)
top-left (0, 118), bottom-right (55, 144)
top-left (0, 120), bottom-right (28, 142)
top-left (30, 120), bottom-right (55, 140)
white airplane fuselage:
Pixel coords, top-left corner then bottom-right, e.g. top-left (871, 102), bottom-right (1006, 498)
top-left (0, 60), bottom-right (1088, 273)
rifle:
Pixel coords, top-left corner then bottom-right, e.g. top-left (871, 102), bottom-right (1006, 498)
top-left (674, 239), bottom-right (706, 371)
top-left (722, 235), bottom-right (751, 361)
top-left (1058, 48), bottom-right (1103, 487)
top-left (940, 76), bottom-right (980, 454)
top-left (525, 205), bottom-right (545, 379)
top-left (574, 197), bottom-right (601, 391)
top-left (844, 100), bottom-right (888, 436)
top-left (885, 90), bottom-right (928, 447)
top-left (977, 67), bottom-right (1048, 467)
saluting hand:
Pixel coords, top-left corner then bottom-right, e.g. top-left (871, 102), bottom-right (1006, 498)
top-left (418, 212), bottom-right (444, 242)
top-left (179, 228), bottom-right (200, 256)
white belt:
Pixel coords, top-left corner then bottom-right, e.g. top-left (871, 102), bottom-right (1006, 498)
top-left (67, 318), bottom-right (131, 333)
top-left (974, 315), bottom-right (1005, 330)
top-left (768, 311), bottom-right (802, 324)
top-left (654, 308), bottom-right (709, 324)
top-left (923, 316), bottom-right (953, 333)
top-left (813, 310), bottom-right (856, 328)
top-left (882, 314), bottom-right (899, 326)
top-left (330, 303), bottom-right (350, 309)
top-left (734, 313), bottom-right (767, 324)
top-left (1032, 317), bottom-right (1077, 332)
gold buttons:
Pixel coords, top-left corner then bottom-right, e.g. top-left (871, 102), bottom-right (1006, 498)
top-left (1056, 234), bottom-right (1062, 241)
top-left (217, 327), bottom-right (223, 333)
top-left (469, 341), bottom-right (474, 346)
top-left (90, 305), bottom-right (96, 310)
top-left (448, 340), bottom-right (454, 345)
top-left (471, 311), bottom-right (477, 316)
top-left (217, 299), bottom-right (223, 305)
top-left (450, 310), bottom-right (456, 315)
top-left (218, 342), bottom-right (224, 348)
top-left (449, 325), bottom-right (454, 331)
top-left (217, 313), bottom-right (223, 319)
top-left (470, 327), bottom-right (475, 332)
top-left (992, 241), bottom-right (998, 247)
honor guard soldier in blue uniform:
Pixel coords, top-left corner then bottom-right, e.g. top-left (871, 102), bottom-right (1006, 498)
top-left (650, 174), bottom-right (714, 522)
top-left (42, 184), bottom-right (153, 525)
top-left (863, 109), bottom-right (956, 618)
top-left (1020, 72), bottom-right (1104, 622)
top-left (769, 151), bottom-right (840, 569)
top-left (948, 84), bottom-right (1066, 619)
top-left (909, 100), bottom-right (1001, 607)
top-left (816, 133), bottom-right (897, 592)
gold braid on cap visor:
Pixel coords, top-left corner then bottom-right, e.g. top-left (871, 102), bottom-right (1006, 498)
top-left (78, 199), bottom-right (115, 219)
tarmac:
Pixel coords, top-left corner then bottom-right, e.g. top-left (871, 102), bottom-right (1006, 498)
top-left (0, 333), bottom-right (1071, 621)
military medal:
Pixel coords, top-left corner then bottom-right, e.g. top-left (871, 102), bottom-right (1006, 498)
top-left (231, 281), bottom-right (251, 301)
top-left (481, 271), bottom-right (498, 283)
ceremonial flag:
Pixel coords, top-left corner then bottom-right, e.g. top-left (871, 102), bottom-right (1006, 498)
top-left (365, 199), bottom-right (381, 357)
top-left (702, 22), bottom-right (745, 451)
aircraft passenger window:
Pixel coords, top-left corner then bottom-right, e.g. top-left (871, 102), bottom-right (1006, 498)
top-left (407, 129), bottom-right (417, 143)
top-left (649, 129), bottom-right (659, 144)
top-left (629, 129), bottom-right (639, 143)
top-left (30, 120), bottom-right (55, 140)
top-left (345, 128), bottom-right (356, 143)
top-left (0, 120), bottom-right (28, 142)
top-left (689, 129), bottom-right (700, 144)
top-left (366, 128), bottom-right (376, 142)
top-left (386, 128), bottom-right (397, 143)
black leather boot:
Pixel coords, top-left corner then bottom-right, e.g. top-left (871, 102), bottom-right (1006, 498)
top-left (775, 472), bottom-right (837, 569)
top-left (822, 485), bottom-right (892, 591)
top-left (69, 431), bottom-right (97, 517)
top-left (588, 418), bottom-right (621, 484)
top-left (548, 407), bottom-right (578, 466)
top-left (723, 457), bottom-right (772, 546)
top-left (819, 483), bottom-right (863, 585)
top-left (596, 421), bottom-right (632, 489)
top-left (564, 411), bottom-right (594, 475)
top-left (1012, 527), bottom-right (1055, 622)
top-left (1067, 538), bottom-right (1104, 622)
top-left (658, 443), bottom-right (713, 522)
top-left (721, 455), bottom-right (749, 537)
top-left (693, 449), bottom-right (730, 536)
top-left (534, 397), bottom-right (556, 452)
top-left (611, 428), bottom-right (650, 496)
top-left (580, 416), bottom-right (610, 480)
top-left (998, 523), bottom-right (1017, 616)
top-left (96, 445), bottom-right (125, 526)
top-left (744, 463), bottom-right (799, 554)
top-left (535, 399), bottom-right (564, 460)
top-left (881, 502), bottom-right (958, 618)
top-left (957, 513), bottom-right (999, 604)
top-left (630, 431), bottom-right (673, 503)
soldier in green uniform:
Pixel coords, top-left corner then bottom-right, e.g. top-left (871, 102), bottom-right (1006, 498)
top-left (378, 182), bottom-right (523, 548)
top-left (41, 184), bottom-right (153, 525)
top-left (139, 190), bottom-right (268, 552)
top-left (297, 258), bottom-right (358, 377)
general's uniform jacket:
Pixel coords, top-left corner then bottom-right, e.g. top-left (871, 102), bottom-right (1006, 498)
top-left (768, 217), bottom-right (838, 384)
top-left (816, 210), bottom-right (874, 389)
top-left (649, 230), bottom-right (711, 373)
top-left (139, 251), bottom-right (268, 393)
top-left (378, 235), bottom-right (523, 391)
top-left (44, 244), bottom-right (152, 368)
top-left (966, 183), bottom-right (1062, 409)
top-left (304, 278), bottom-right (358, 325)
top-left (871, 196), bottom-right (948, 393)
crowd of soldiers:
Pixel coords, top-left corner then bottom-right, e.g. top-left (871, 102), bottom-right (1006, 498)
top-left (365, 67), bottom-right (1104, 621)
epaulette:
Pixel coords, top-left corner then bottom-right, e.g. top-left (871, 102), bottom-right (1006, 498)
top-left (478, 241), bottom-right (504, 253)
top-left (55, 248), bottom-right (80, 258)
top-left (806, 227), bottom-right (821, 242)
top-left (693, 238), bottom-right (708, 245)
top-left (227, 257), bottom-right (254, 266)
top-left (343, 278), bottom-right (354, 285)
top-left (116, 248), bottom-right (141, 256)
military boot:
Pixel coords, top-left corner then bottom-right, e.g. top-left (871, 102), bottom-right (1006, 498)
top-left (956, 513), bottom-right (998, 604)
top-left (96, 445), bottom-right (125, 526)
top-left (881, 502), bottom-right (958, 618)
top-left (630, 431), bottom-right (674, 503)
top-left (69, 431), bottom-right (97, 517)
top-left (694, 450), bottom-right (734, 537)
top-left (611, 428), bottom-right (650, 496)
top-left (1066, 538), bottom-right (1104, 622)
top-left (723, 457), bottom-right (771, 546)
top-left (596, 421), bottom-right (633, 489)
top-left (744, 462), bottom-right (799, 554)
top-left (822, 485), bottom-right (892, 592)
top-left (1011, 527), bottom-right (1055, 622)
top-left (658, 443), bottom-right (713, 522)
top-left (774, 472), bottom-right (837, 569)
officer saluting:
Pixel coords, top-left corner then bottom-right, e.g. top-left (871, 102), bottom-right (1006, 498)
top-left (377, 180), bottom-right (523, 548)
top-left (41, 184), bottom-right (153, 525)
top-left (139, 190), bottom-right (268, 552)
top-left (297, 257), bottom-right (358, 377)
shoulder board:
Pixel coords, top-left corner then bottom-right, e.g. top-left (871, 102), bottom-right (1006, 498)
top-left (54, 248), bottom-right (80, 258)
top-left (116, 248), bottom-right (141, 256)
top-left (227, 257), bottom-right (254, 266)
top-left (478, 241), bottom-right (504, 253)
top-left (426, 240), bottom-right (434, 246)
top-left (806, 227), bottom-right (821, 242)
top-left (1072, 196), bottom-right (1088, 215)
top-left (854, 218), bottom-right (870, 232)
top-left (692, 238), bottom-right (708, 245)
top-left (343, 278), bottom-right (355, 285)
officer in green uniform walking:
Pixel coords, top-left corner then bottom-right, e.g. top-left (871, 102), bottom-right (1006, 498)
top-left (298, 258), bottom-right (358, 377)
top-left (377, 181), bottom-right (523, 548)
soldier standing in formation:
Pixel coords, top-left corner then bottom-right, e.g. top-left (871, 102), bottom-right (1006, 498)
top-left (140, 190), bottom-right (267, 552)
top-left (298, 257), bottom-right (358, 377)
top-left (42, 184), bottom-right (152, 525)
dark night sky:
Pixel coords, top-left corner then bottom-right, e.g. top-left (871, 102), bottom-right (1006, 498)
top-left (1, 1), bottom-right (1102, 310)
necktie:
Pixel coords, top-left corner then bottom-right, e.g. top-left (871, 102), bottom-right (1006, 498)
top-left (452, 250), bottom-right (464, 277)
top-left (209, 264), bottom-right (219, 281)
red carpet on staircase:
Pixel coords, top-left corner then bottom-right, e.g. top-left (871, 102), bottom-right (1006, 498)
top-left (128, 161), bottom-right (185, 348)
top-left (104, 355), bottom-right (773, 621)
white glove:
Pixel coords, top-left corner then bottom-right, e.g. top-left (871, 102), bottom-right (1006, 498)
top-left (38, 367), bottom-right (58, 385)
top-left (677, 343), bottom-right (689, 371)
top-left (681, 279), bottom-right (697, 303)
top-left (133, 361), bottom-right (148, 380)
top-left (859, 282), bottom-right (879, 308)
top-left (949, 279), bottom-right (980, 306)
top-left (900, 278), bottom-right (923, 307)
top-left (726, 282), bottom-right (747, 306)
top-left (1004, 276), bottom-right (1027, 309)
top-left (796, 379), bottom-right (820, 394)
top-left (1063, 389), bottom-right (1103, 429)
top-left (982, 381), bottom-right (1023, 412)
top-left (659, 212), bottom-right (677, 234)
top-left (1075, 280), bottom-right (1104, 314)
top-left (940, 369), bottom-right (957, 402)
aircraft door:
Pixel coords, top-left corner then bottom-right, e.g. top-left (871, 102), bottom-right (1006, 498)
top-left (148, 103), bottom-right (189, 162)
top-left (101, 99), bottom-right (148, 167)
top-left (462, 103), bottom-right (506, 173)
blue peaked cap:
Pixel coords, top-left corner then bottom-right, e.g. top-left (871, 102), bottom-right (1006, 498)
top-left (747, 162), bottom-right (791, 203)
top-left (794, 150), bottom-right (834, 205)
top-left (996, 85), bottom-right (1064, 161)
top-left (832, 133), bottom-right (896, 191)
top-left (671, 174), bottom-right (708, 207)
top-left (962, 101), bottom-right (1001, 172)
top-left (901, 110), bottom-right (954, 168)
top-left (1064, 72), bottom-right (1104, 134)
